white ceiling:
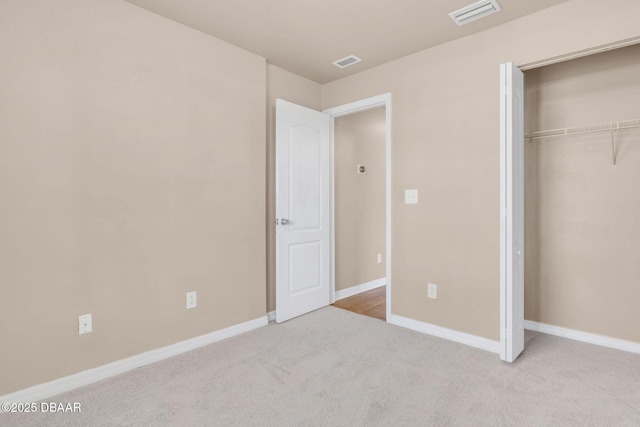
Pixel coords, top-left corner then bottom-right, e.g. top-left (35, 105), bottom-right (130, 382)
top-left (125, 0), bottom-right (569, 84)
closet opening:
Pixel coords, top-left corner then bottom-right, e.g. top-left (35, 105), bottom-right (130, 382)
top-left (523, 43), bottom-right (640, 349)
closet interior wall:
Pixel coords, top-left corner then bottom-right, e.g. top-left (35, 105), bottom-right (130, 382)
top-left (524, 44), bottom-right (640, 343)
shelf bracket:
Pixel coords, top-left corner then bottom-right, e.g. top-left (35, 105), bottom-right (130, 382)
top-left (611, 128), bottom-right (618, 170)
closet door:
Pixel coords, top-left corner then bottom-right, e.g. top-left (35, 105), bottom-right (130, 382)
top-left (500, 62), bottom-right (525, 363)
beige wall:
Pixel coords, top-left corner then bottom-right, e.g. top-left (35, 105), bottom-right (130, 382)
top-left (265, 64), bottom-right (321, 312)
top-left (524, 44), bottom-right (640, 342)
top-left (0, 0), bottom-right (266, 395)
top-left (335, 108), bottom-right (386, 291)
top-left (4, 0), bottom-right (640, 398)
top-left (321, 0), bottom-right (640, 341)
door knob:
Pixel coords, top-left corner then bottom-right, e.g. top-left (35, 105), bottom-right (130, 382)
top-left (280, 218), bottom-right (291, 225)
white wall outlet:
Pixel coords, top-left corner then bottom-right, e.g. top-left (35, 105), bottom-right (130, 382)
top-left (186, 291), bottom-right (197, 309)
top-left (377, 253), bottom-right (382, 264)
top-left (405, 189), bottom-right (418, 204)
top-left (79, 314), bottom-right (92, 335)
top-left (428, 283), bottom-right (438, 299)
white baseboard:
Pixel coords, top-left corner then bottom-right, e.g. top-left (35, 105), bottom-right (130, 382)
top-left (390, 314), bottom-right (500, 354)
top-left (335, 277), bottom-right (386, 301)
top-left (1, 315), bottom-right (268, 404)
top-left (524, 320), bottom-right (640, 355)
top-left (267, 310), bottom-right (276, 322)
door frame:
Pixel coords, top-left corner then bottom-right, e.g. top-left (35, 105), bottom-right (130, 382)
top-left (323, 93), bottom-right (392, 321)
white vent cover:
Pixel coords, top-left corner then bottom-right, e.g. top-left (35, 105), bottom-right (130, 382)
top-left (333, 55), bottom-right (362, 69)
top-left (449, 0), bottom-right (501, 26)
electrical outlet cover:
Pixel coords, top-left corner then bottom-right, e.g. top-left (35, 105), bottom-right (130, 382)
top-left (428, 283), bottom-right (438, 299)
top-left (79, 314), bottom-right (92, 335)
top-left (186, 291), bottom-right (197, 309)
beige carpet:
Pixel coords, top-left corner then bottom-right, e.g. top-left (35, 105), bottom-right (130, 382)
top-left (2, 306), bottom-right (640, 426)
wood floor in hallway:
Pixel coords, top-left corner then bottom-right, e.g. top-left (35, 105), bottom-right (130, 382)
top-left (332, 286), bottom-right (386, 321)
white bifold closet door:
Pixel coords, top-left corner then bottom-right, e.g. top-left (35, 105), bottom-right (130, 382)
top-left (500, 62), bottom-right (525, 362)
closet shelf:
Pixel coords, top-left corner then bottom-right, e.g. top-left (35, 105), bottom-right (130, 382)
top-left (526, 118), bottom-right (640, 170)
top-left (526, 118), bottom-right (640, 140)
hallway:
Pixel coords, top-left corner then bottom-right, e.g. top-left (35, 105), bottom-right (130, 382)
top-left (333, 286), bottom-right (386, 321)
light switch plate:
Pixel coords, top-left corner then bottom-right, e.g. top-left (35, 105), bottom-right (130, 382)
top-left (405, 189), bottom-right (418, 204)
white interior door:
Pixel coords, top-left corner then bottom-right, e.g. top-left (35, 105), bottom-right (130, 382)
top-left (276, 99), bottom-right (331, 323)
top-left (500, 62), bottom-right (525, 362)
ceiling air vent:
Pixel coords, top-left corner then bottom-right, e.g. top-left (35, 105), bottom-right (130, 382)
top-left (333, 55), bottom-right (362, 69)
top-left (449, 0), bottom-right (501, 26)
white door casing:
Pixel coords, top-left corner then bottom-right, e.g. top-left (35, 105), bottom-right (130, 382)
top-left (500, 62), bottom-right (525, 362)
top-left (275, 99), bottom-right (331, 323)
top-left (323, 93), bottom-right (392, 321)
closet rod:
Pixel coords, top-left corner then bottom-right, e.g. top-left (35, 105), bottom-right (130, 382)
top-left (526, 118), bottom-right (640, 141)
